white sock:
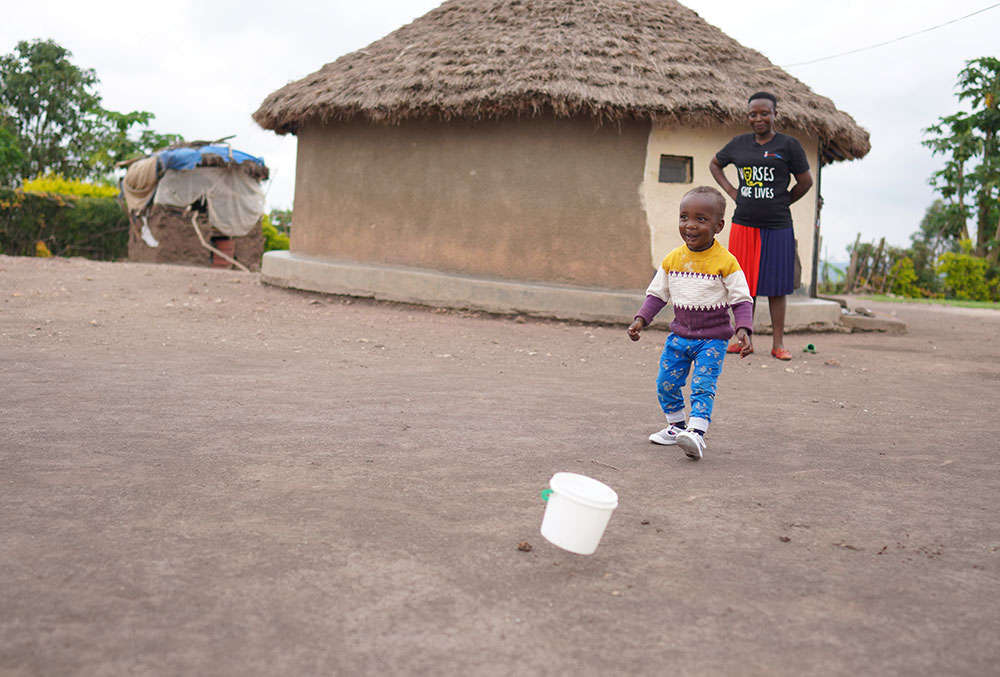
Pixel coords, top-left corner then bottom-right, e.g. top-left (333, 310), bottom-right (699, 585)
top-left (666, 411), bottom-right (686, 427)
top-left (688, 417), bottom-right (709, 434)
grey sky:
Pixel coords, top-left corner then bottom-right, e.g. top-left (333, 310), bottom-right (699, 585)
top-left (3, 0), bottom-right (997, 260)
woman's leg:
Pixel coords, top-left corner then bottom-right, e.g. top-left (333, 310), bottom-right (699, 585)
top-left (768, 295), bottom-right (786, 351)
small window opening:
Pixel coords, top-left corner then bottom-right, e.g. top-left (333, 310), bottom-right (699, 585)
top-left (658, 155), bottom-right (692, 183)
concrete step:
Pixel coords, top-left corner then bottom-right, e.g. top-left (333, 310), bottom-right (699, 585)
top-left (262, 250), bottom-right (846, 331)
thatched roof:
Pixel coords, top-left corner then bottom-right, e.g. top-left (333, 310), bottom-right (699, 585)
top-left (253, 0), bottom-right (870, 163)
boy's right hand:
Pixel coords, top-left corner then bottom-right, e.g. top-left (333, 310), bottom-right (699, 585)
top-left (735, 328), bottom-right (753, 358)
top-left (627, 318), bottom-right (644, 342)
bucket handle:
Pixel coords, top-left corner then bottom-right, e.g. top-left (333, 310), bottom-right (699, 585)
top-left (541, 489), bottom-right (553, 501)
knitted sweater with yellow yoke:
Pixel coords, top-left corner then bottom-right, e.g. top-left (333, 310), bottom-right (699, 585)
top-left (634, 240), bottom-right (754, 341)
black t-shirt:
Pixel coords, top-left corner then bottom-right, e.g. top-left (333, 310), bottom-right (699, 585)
top-left (715, 132), bottom-right (810, 229)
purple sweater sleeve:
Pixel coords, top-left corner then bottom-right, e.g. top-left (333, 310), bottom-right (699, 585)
top-left (731, 300), bottom-right (753, 333)
top-left (634, 295), bottom-right (667, 326)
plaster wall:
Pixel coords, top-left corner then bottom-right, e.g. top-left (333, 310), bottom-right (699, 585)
top-left (641, 123), bottom-right (819, 290)
top-left (292, 117), bottom-right (654, 290)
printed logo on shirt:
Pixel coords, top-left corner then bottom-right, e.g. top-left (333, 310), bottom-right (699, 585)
top-left (763, 151), bottom-right (784, 160)
top-left (740, 167), bottom-right (763, 187)
top-left (739, 165), bottom-right (775, 199)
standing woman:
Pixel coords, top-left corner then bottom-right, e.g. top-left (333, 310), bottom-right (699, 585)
top-left (709, 92), bottom-right (813, 360)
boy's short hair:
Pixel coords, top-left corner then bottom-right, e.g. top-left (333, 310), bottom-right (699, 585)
top-left (683, 186), bottom-right (726, 221)
top-left (748, 91), bottom-right (778, 110)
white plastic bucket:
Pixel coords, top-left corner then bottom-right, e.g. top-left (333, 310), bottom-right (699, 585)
top-left (539, 472), bottom-right (619, 555)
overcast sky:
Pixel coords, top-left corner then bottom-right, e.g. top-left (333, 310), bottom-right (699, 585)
top-left (2, 0), bottom-right (998, 260)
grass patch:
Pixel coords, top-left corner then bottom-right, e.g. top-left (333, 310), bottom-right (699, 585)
top-left (857, 294), bottom-right (1000, 311)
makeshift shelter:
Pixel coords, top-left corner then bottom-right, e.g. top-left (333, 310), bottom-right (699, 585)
top-left (120, 143), bottom-right (268, 271)
top-left (253, 0), bottom-right (870, 321)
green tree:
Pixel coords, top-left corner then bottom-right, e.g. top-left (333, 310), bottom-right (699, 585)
top-left (268, 208), bottom-right (292, 235)
top-left (923, 57), bottom-right (1000, 261)
top-left (0, 39), bottom-right (178, 184)
top-left (88, 108), bottom-right (182, 174)
top-left (912, 199), bottom-right (962, 257)
top-left (0, 124), bottom-right (23, 188)
top-left (907, 200), bottom-right (958, 295)
top-left (923, 115), bottom-right (974, 242)
top-left (0, 39), bottom-right (102, 180)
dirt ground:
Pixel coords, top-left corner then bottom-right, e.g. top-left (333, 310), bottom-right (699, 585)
top-left (2, 254), bottom-right (998, 676)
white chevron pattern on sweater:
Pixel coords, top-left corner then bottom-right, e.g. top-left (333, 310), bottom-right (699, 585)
top-left (667, 271), bottom-right (731, 310)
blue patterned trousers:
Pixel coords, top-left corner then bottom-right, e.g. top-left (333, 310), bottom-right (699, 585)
top-left (656, 334), bottom-right (727, 431)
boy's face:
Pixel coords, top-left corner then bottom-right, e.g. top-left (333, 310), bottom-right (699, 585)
top-left (678, 193), bottom-right (725, 252)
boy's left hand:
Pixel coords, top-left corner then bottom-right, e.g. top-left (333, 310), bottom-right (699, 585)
top-left (735, 328), bottom-right (752, 358)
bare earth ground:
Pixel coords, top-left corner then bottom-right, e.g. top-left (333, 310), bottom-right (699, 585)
top-left (1, 254), bottom-right (998, 676)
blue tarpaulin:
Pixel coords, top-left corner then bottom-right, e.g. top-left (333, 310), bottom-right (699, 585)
top-left (156, 145), bottom-right (265, 172)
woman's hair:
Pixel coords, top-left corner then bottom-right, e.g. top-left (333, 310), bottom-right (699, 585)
top-left (683, 186), bottom-right (727, 221)
top-left (748, 91), bottom-right (778, 110)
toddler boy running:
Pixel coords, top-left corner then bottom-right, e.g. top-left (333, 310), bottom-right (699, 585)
top-left (627, 186), bottom-right (753, 459)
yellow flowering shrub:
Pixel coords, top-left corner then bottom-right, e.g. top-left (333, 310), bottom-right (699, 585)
top-left (22, 174), bottom-right (118, 199)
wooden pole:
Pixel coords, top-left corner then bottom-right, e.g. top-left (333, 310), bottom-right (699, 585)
top-left (845, 233), bottom-right (861, 293)
top-left (810, 144), bottom-right (823, 298)
top-left (188, 210), bottom-right (250, 273)
top-left (871, 238), bottom-right (885, 290)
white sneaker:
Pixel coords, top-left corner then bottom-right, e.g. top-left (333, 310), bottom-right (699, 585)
top-left (675, 429), bottom-right (706, 459)
top-left (649, 425), bottom-right (685, 445)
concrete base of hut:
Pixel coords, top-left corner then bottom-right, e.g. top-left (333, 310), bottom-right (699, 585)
top-left (261, 250), bottom-right (844, 330)
top-left (128, 205), bottom-right (264, 271)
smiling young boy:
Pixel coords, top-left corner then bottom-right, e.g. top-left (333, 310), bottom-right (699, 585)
top-left (627, 186), bottom-right (753, 460)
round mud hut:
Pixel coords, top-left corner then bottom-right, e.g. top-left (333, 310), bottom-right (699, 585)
top-left (120, 143), bottom-right (268, 272)
top-left (253, 0), bottom-right (870, 322)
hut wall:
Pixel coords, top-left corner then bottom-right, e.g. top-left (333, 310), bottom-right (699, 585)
top-left (127, 205), bottom-right (264, 271)
top-left (642, 123), bottom-right (818, 289)
top-left (292, 116), bottom-right (654, 290)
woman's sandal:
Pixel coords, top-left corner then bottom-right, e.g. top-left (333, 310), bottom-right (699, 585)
top-left (771, 347), bottom-right (792, 361)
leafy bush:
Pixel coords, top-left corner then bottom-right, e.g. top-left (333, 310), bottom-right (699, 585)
top-left (888, 257), bottom-right (922, 297)
top-left (0, 187), bottom-right (128, 259)
top-left (22, 173), bottom-right (118, 198)
top-left (262, 213), bottom-right (289, 251)
top-left (936, 242), bottom-right (991, 301)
